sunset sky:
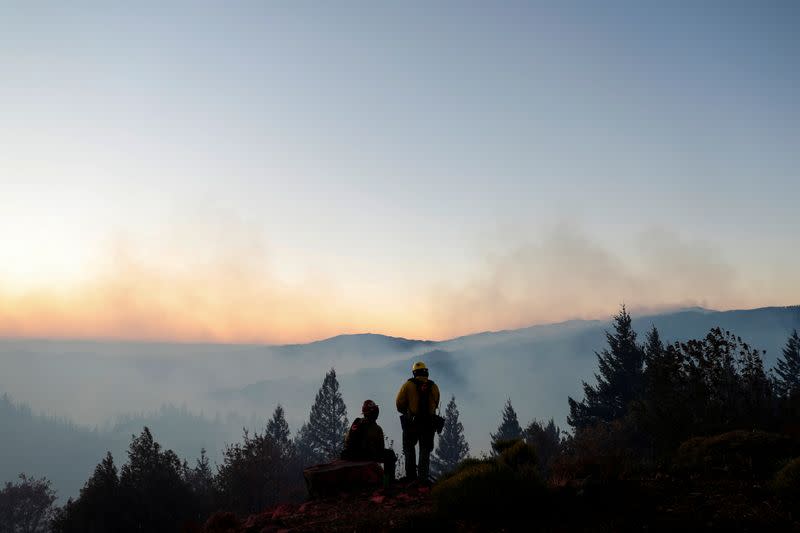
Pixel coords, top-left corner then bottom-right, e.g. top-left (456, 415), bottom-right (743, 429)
top-left (1, 2), bottom-right (798, 343)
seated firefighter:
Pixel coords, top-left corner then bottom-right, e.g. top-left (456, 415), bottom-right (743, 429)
top-left (340, 400), bottom-right (397, 482)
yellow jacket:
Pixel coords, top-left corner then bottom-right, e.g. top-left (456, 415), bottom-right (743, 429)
top-left (396, 377), bottom-right (440, 416)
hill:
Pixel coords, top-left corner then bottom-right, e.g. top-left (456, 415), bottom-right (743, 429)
top-left (227, 306), bottom-right (800, 454)
top-left (1, 304), bottom-right (798, 500)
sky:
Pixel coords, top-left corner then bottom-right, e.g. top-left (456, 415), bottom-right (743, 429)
top-left (1, 1), bottom-right (798, 343)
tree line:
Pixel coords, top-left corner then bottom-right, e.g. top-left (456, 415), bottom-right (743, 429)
top-left (3, 309), bottom-right (799, 531)
top-left (566, 306), bottom-right (800, 464)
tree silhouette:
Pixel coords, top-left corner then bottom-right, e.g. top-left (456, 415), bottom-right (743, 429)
top-left (52, 452), bottom-right (120, 533)
top-left (524, 419), bottom-right (562, 475)
top-left (431, 396), bottom-right (469, 477)
top-left (293, 422), bottom-right (321, 467)
top-left (568, 305), bottom-right (645, 430)
top-left (117, 427), bottom-right (193, 533)
top-left (0, 474), bottom-right (57, 533)
top-left (216, 429), bottom-right (289, 515)
top-left (643, 325), bottom-right (664, 365)
top-left (267, 404), bottom-right (293, 459)
top-left (638, 337), bottom-right (689, 455)
top-left (185, 448), bottom-right (215, 523)
top-left (774, 329), bottom-right (800, 399)
top-left (304, 368), bottom-right (349, 461)
top-left (491, 399), bottom-right (522, 451)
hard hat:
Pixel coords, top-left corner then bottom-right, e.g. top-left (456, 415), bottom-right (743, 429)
top-left (412, 361), bottom-right (427, 372)
top-left (362, 399), bottom-right (379, 419)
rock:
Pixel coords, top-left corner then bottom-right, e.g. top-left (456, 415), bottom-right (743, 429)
top-left (271, 504), bottom-right (296, 519)
top-left (303, 459), bottom-right (384, 498)
top-left (203, 511), bottom-right (240, 533)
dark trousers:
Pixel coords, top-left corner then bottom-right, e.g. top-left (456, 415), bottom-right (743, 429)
top-left (382, 448), bottom-right (397, 481)
top-left (402, 426), bottom-right (435, 480)
top-left (341, 449), bottom-right (397, 481)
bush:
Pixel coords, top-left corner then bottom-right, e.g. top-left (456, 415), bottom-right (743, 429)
top-left (432, 439), bottom-right (544, 526)
top-left (499, 439), bottom-right (539, 474)
top-left (553, 419), bottom-right (642, 483)
top-left (438, 457), bottom-right (494, 480)
top-left (772, 457), bottom-right (800, 503)
top-left (675, 430), bottom-right (797, 479)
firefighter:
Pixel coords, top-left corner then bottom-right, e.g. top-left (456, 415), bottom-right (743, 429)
top-left (396, 361), bottom-right (441, 483)
top-left (341, 399), bottom-right (397, 482)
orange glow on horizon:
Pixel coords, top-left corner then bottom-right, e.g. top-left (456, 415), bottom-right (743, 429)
top-left (1, 227), bottom-right (797, 345)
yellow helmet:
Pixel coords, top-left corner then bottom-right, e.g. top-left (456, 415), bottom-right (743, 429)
top-left (412, 361), bottom-right (427, 372)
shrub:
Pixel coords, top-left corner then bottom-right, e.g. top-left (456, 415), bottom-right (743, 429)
top-left (432, 440), bottom-right (544, 526)
top-left (772, 457), bottom-right (800, 503)
top-left (437, 457), bottom-right (494, 481)
top-left (499, 439), bottom-right (539, 474)
top-left (675, 430), bottom-right (797, 479)
top-left (554, 419), bottom-right (642, 482)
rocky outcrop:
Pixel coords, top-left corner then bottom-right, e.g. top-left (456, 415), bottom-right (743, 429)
top-left (203, 480), bottom-right (433, 532)
top-left (303, 459), bottom-right (384, 498)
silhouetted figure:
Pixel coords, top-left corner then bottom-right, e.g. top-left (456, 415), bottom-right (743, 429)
top-left (396, 361), bottom-right (440, 483)
top-left (340, 400), bottom-right (396, 482)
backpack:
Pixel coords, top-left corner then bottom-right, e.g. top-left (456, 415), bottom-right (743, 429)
top-left (408, 377), bottom-right (435, 419)
top-left (406, 379), bottom-right (444, 433)
top-left (341, 417), bottom-right (366, 460)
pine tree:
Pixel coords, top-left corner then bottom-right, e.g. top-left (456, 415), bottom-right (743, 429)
top-left (643, 325), bottom-right (664, 365)
top-left (294, 422), bottom-right (321, 466)
top-left (568, 305), bottom-right (645, 430)
top-left (639, 337), bottom-right (690, 454)
top-left (186, 448), bottom-right (215, 520)
top-left (491, 399), bottom-right (522, 451)
top-left (190, 449), bottom-right (214, 492)
top-left (523, 419), bottom-right (562, 475)
top-left (267, 404), bottom-right (293, 458)
top-left (52, 453), bottom-right (120, 533)
top-left (304, 368), bottom-right (349, 460)
top-left (216, 429), bottom-right (291, 515)
top-left (774, 329), bottom-right (800, 399)
top-left (118, 427), bottom-right (193, 532)
top-left (431, 396), bottom-right (469, 477)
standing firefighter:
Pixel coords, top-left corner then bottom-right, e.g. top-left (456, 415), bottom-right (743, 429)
top-left (341, 400), bottom-right (397, 482)
top-left (396, 361), bottom-right (441, 482)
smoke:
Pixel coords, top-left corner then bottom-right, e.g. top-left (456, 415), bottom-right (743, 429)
top-left (0, 215), bottom-right (416, 344)
top-left (427, 224), bottom-right (795, 337)
top-left (0, 220), bottom-right (796, 343)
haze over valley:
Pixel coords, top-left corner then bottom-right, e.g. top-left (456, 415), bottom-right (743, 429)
top-left (3, 304), bottom-right (798, 501)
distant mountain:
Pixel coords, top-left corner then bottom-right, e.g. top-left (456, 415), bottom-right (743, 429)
top-left (227, 305), bottom-right (800, 455)
top-left (273, 333), bottom-right (435, 360)
top-left (2, 304), bottom-right (798, 501)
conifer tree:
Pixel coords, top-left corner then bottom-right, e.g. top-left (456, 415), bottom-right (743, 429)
top-left (216, 428), bottom-right (290, 515)
top-left (643, 325), bottom-right (664, 365)
top-left (491, 399), bottom-right (522, 451)
top-left (186, 448), bottom-right (215, 519)
top-left (524, 419), bottom-right (562, 475)
top-left (568, 305), bottom-right (645, 430)
top-left (304, 368), bottom-right (349, 460)
top-left (118, 427), bottom-right (193, 532)
top-left (639, 338), bottom-right (689, 453)
top-left (294, 422), bottom-right (321, 466)
top-left (267, 404), bottom-right (293, 458)
top-left (52, 453), bottom-right (120, 532)
top-left (774, 329), bottom-right (800, 399)
top-left (431, 396), bottom-right (469, 476)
